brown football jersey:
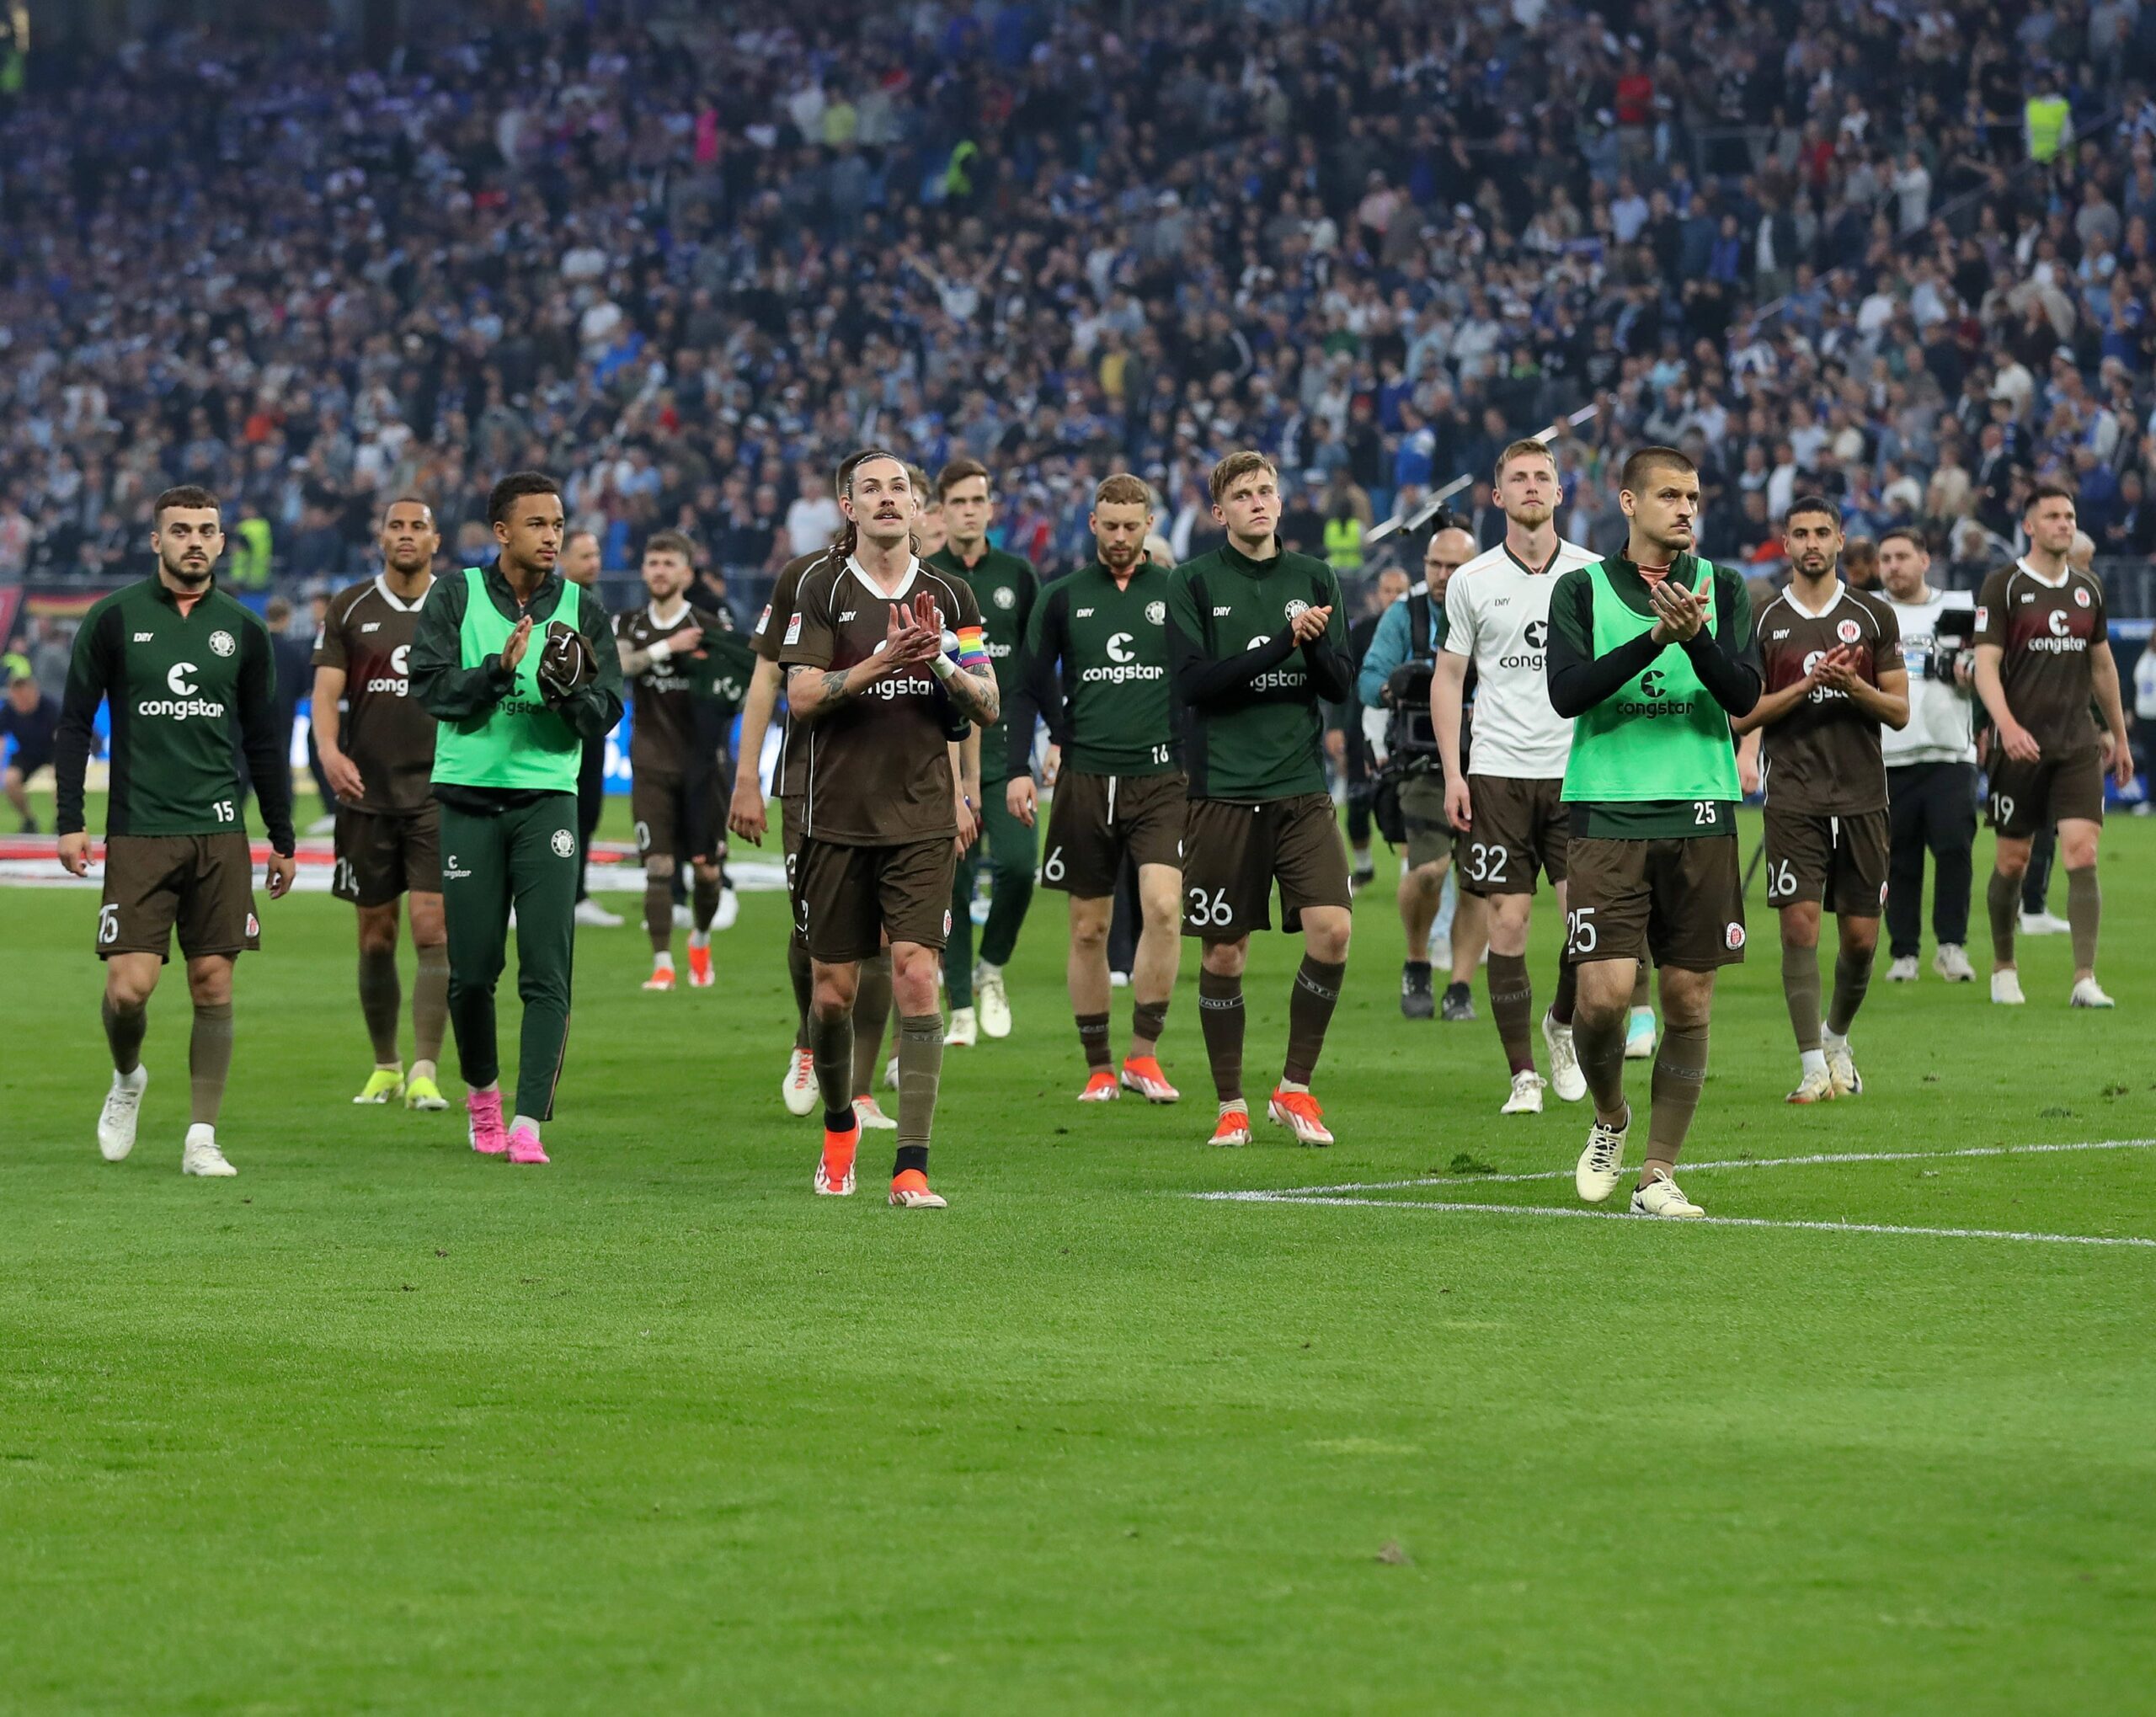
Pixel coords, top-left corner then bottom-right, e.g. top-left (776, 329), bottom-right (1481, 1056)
top-left (752, 550), bottom-right (833, 801)
top-left (1974, 560), bottom-right (2106, 757)
top-left (312, 573), bottom-right (439, 815)
top-left (616, 600), bottom-right (717, 777)
top-left (1753, 583), bottom-right (1902, 814)
top-left (779, 556), bottom-right (983, 846)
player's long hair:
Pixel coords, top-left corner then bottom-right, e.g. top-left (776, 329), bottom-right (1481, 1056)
top-left (828, 448), bottom-right (921, 564)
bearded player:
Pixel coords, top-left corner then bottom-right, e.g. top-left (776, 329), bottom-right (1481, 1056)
top-left (1008, 473), bottom-right (1184, 1102)
top-left (1434, 440), bottom-right (1603, 1114)
top-left (1735, 498), bottom-right (1908, 1101)
top-left (56, 486), bottom-right (298, 1177)
top-left (312, 497), bottom-right (451, 1111)
top-left (1169, 451), bottom-right (1355, 1147)
top-left (781, 452), bottom-right (998, 1208)
top-left (616, 531), bottom-right (729, 991)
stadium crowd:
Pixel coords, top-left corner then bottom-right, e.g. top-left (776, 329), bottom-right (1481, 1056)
top-left (1, 0), bottom-right (2155, 622)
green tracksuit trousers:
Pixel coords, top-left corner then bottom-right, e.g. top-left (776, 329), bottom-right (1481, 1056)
top-left (945, 786), bottom-right (1036, 1007)
top-left (440, 794), bottom-right (580, 1122)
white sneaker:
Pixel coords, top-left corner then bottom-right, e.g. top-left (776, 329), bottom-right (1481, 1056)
top-left (672, 904), bottom-right (694, 930)
top-left (975, 968), bottom-right (1011, 1038)
top-left (1541, 1011), bottom-right (1586, 1101)
top-left (712, 888), bottom-right (740, 931)
top-left (1932, 943), bottom-right (1975, 983)
top-left (853, 1096), bottom-right (898, 1130)
top-left (97, 1065), bottom-right (147, 1161)
top-left (181, 1124), bottom-right (237, 1177)
top-left (885, 1053), bottom-right (900, 1090)
top-left (1624, 1005), bottom-right (1657, 1059)
top-left (574, 898), bottom-right (624, 928)
top-left (2070, 977), bottom-right (2116, 1009)
top-left (946, 1006), bottom-right (979, 1048)
top-left (781, 1047), bottom-right (818, 1117)
top-left (1576, 1106), bottom-right (1630, 1202)
top-left (1886, 955), bottom-right (1919, 983)
top-left (1501, 1069), bottom-right (1547, 1114)
top-left (1630, 1167), bottom-right (1703, 1218)
top-left (1108, 970), bottom-right (1131, 989)
top-left (2020, 909), bottom-right (2071, 936)
top-left (1991, 968), bottom-right (2026, 1005)
top-left (1824, 1040), bottom-right (1862, 1096)
top-left (1785, 1067), bottom-right (1837, 1105)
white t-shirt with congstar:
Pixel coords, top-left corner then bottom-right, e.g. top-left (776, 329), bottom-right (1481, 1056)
top-left (1442, 536), bottom-right (1601, 779)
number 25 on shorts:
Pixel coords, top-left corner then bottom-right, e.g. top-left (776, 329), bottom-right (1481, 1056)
top-left (1566, 905), bottom-right (1597, 956)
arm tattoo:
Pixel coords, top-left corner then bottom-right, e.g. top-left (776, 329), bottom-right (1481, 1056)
top-left (945, 666), bottom-right (1000, 725)
top-left (819, 669), bottom-right (851, 704)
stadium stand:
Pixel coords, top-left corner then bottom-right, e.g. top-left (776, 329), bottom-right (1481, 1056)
top-left (0, 0), bottom-right (2151, 614)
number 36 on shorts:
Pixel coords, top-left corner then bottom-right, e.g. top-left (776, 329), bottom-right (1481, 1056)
top-left (1186, 885), bottom-right (1234, 929)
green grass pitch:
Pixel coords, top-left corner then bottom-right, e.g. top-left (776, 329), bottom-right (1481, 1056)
top-left (4, 796), bottom-right (2156, 1712)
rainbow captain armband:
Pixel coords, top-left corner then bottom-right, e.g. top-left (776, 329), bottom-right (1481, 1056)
top-left (950, 625), bottom-right (990, 672)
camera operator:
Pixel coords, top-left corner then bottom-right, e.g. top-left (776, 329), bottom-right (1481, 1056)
top-left (1356, 524), bottom-right (1486, 1019)
top-left (1877, 526), bottom-right (1979, 983)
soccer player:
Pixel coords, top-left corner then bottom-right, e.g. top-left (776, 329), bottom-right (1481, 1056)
top-left (1973, 485), bottom-right (2135, 1007)
top-left (1169, 451), bottom-right (1355, 1147)
top-left (1734, 497), bottom-right (1908, 1102)
top-left (1008, 472), bottom-right (1183, 1102)
top-left (3, 669), bottom-right (58, 831)
top-left (563, 527), bottom-right (624, 928)
top-left (55, 485), bottom-right (298, 1177)
top-left (1356, 525), bottom-right (1488, 1021)
top-left (927, 458), bottom-right (1038, 1045)
top-left (780, 452), bottom-right (998, 1208)
top-left (1545, 447), bottom-right (1760, 1218)
top-left (408, 472), bottom-right (623, 1165)
top-left (616, 530), bottom-right (731, 991)
top-left (312, 497), bottom-right (451, 1110)
top-left (730, 453), bottom-right (920, 1129)
top-left (1434, 440), bottom-right (1604, 1114)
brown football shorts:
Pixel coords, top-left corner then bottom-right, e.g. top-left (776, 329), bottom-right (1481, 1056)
top-left (792, 835), bottom-right (957, 963)
top-left (332, 805), bottom-right (441, 907)
top-left (1460, 775), bottom-right (1569, 897)
top-left (1762, 806), bottom-right (1890, 915)
top-left (1181, 792), bottom-right (1352, 941)
top-left (1562, 835), bottom-right (1746, 970)
top-left (632, 767), bottom-right (721, 869)
top-left (1041, 768), bottom-right (1186, 897)
top-left (97, 832), bottom-right (262, 962)
top-left (1398, 773), bottom-right (1459, 871)
top-left (1984, 745), bottom-right (2105, 838)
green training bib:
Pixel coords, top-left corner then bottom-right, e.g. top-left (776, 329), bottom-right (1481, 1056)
top-left (430, 568), bottom-right (583, 792)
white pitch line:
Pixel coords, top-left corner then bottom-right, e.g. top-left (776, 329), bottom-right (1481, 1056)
top-left (1188, 1137), bottom-right (2156, 1199)
top-left (1210, 1194), bottom-right (2156, 1250)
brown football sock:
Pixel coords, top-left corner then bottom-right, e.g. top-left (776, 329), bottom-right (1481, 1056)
top-left (102, 994), bottom-right (147, 1076)
top-left (691, 872), bottom-right (721, 935)
top-left (1780, 936), bottom-right (1822, 1053)
top-left (1550, 957), bottom-right (1577, 1026)
top-left (787, 932), bottom-right (814, 1051)
top-left (1826, 946), bottom-right (1874, 1037)
top-left (1643, 1019), bottom-right (1709, 1175)
top-left (1075, 1011), bottom-right (1113, 1071)
top-left (643, 874), bottom-right (673, 954)
top-left (850, 953), bottom-right (894, 1099)
top-left (1988, 869), bottom-right (2020, 965)
top-left (189, 1001), bottom-right (235, 1127)
top-left (358, 946), bottom-right (401, 1063)
top-left (1282, 956), bottom-right (1346, 1085)
top-left (806, 1004), bottom-right (854, 1124)
top-left (1129, 998), bottom-right (1168, 1058)
top-left (2067, 866), bottom-right (2100, 973)
top-left (412, 942), bottom-right (449, 1067)
top-left (894, 1012), bottom-right (943, 1176)
top-left (1198, 968), bottom-right (1245, 1103)
top-left (1486, 951), bottom-right (1535, 1075)
top-left (1573, 1002), bottom-right (1627, 1117)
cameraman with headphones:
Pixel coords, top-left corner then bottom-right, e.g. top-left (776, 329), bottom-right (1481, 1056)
top-left (1357, 523), bottom-right (1486, 1019)
top-left (1876, 525), bottom-right (1979, 983)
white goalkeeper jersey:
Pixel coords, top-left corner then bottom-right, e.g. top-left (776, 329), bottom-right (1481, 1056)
top-left (1441, 536), bottom-right (1600, 780)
